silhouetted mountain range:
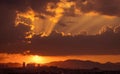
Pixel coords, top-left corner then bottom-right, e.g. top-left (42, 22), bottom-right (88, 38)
top-left (46, 59), bottom-right (120, 70)
top-left (0, 59), bottom-right (120, 71)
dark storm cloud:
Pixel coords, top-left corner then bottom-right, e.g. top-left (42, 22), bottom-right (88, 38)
top-left (30, 0), bottom-right (60, 15)
top-left (0, 0), bottom-right (60, 13)
top-left (0, 25), bottom-right (120, 56)
top-left (0, 2), bottom-right (31, 49)
top-left (28, 27), bottom-right (120, 56)
top-left (0, 0), bottom-right (30, 12)
top-left (74, 0), bottom-right (120, 17)
top-left (0, 1), bottom-right (30, 55)
top-left (0, 0), bottom-right (60, 52)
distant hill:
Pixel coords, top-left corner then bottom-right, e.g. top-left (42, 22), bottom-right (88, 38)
top-left (46, 59), bottom-right (120, 70)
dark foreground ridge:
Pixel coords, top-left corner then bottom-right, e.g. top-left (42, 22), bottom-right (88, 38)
top-left (0, 66), bottom-right (120, 74)
top-left (0, 59), bottom-right (120, 74)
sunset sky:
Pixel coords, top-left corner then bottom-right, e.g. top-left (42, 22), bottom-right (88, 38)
top-left (0, 0), bottom-right (120, 64)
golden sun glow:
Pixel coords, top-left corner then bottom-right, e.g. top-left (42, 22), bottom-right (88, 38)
top-left (30, 55), bottom-right (44, 64)
top-left (0, 53), bottom-right (120, 64)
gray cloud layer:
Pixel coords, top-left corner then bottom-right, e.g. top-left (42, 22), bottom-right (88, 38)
top-left (72, 0), bottom-right (120, 17)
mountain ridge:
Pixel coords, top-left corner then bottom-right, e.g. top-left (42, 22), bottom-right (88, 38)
top-left (46, 59), bottom-right (120, 70)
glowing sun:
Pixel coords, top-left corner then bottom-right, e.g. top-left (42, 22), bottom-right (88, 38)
top-left (31, 55), bottom-right (44, 64)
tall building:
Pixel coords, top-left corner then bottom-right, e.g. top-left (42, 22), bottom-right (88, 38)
top-left (23, 62), bottom-right (26, 68)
